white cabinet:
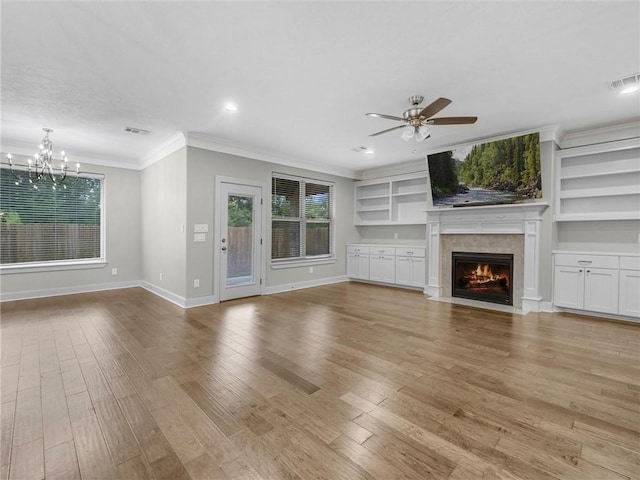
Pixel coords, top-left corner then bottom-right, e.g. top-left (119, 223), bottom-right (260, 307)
top-left (553, 266), bottom-right (584, 310)
top-left (395, 247), bottom-right (426, 287)
top-left (369, 246), bottom-right (396, 283)
top-left (619, 256), bottom-right (640, 317)
top-left (354, 172), bottom-right (428, 225)
top-left (553, 252), bottom-right (639, 318)
top-left (346, 244), bottom-right (426, 289)
top-left (346, 245), bottom-right (370, 280)
top-left (583, 269), bottom-right (619, 314)
top-left (555, 138), bottom-right (640, 222)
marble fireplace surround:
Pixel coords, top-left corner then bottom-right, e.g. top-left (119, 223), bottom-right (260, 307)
top-left (425, 203), bottom-right (549, 313)
top-left (442, 234), bottom-right (524, 308)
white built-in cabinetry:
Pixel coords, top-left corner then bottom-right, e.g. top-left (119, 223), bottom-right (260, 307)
top-left (354, 172), bottom-right (428, 225)
top-left (619, 256), bottom-right (640, 317)
top-left (395, 247), bottom-right (426, 288)
top-left (555, 138), bottom-right (640, 222)
top-left (553, 252), bottom-right (639, 319)
top-left (346, 245), bottom-right (370, 280)
top-left (347, 244), bottom-right (426, 288)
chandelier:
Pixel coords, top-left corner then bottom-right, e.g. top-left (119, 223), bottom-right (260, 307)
top-left (5, 128), bottom-right (80, 187)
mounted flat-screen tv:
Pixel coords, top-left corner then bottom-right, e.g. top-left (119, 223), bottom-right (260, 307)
top-left (427, 132), bottom-right (541, 207)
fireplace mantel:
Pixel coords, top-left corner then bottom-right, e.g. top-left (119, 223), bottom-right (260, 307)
top-left (425, 202), bottom-right (549, 312)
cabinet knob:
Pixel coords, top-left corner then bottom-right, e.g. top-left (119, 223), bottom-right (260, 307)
top-left (579, 269), bottom-right (583, 273)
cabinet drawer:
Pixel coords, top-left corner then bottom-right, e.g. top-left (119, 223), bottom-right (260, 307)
top-left (395, 247), bottom-right (426, 258)
top-left (555, 254), bottom-right (619, 269)
top-left (370, 246), bottom-right (395, 255)
top-left (620, 256), bottom-right (640, 271)
top-left (347, 245), bottom-right (370, 254)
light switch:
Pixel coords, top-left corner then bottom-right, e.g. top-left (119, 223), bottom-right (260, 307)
top-left (194, 233), bottom-right (206, 242)
top-left (194, 224), bottom-right (209, 233)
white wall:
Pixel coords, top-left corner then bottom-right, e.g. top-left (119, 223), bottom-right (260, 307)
top-left (185, 146), bottom-right (359, 301)
top-left (356, 225), bottom-right (426, 245)
top-left (0, 162), bottom-right (142, 299)
top-left (140, 147), bottom-right (188, 299)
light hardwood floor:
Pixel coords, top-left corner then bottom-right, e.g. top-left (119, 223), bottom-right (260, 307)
top-left (1, 282), bottom-right (639, 480)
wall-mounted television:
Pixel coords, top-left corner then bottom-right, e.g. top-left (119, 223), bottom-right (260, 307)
top-left (427, 132), bottom-right (541, 207)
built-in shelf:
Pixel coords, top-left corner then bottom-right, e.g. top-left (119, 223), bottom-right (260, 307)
top-left (559, 185), bottom-right (640, 199)
top-left (354, 171), bottom-right (428, 225)
top-left (357, 206), bottom-right (390, 212)
top-left (356, 194), bottom-right (390, 200)
top-left (561, 168), bottom-right (640, 180)
top-left (555, 212), bottom-right (640, 222)
top-left (555, 138), bottom-right (640, 222)
top-left (392, 191), bottom-right (428, 197)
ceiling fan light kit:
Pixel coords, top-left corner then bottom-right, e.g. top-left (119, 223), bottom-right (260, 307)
top-left (366, 95), bottom-right (478, 141)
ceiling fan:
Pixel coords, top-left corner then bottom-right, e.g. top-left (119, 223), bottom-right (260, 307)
top-left (366, 95), bottom-right (477, 141)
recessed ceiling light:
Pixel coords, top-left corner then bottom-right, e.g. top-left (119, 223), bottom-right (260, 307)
top-left (364, 149), bottom-right (375, 155)
top-left (224, 104), bottom-right (238, 112)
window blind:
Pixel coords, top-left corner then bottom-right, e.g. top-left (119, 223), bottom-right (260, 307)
top-left (271, 174), bottom-right (333, 261)
top-left (0, 168), bottom-right (103, 265)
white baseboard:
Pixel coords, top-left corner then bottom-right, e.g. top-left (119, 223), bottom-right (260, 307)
top-left (554, 306), bottom-right (639, 324)
top-left (184, 295), bottom-right (218, 308)
top-left (140, 282), bottom-right (187, 308)
top-left (264, 275), bottom-right (348, 295)
top-left (140, 282), bottom-right (218, 309)
top-left (0, 280), bottom-right (141, 303)
top-left (540, 301), bottom-right (554, 313)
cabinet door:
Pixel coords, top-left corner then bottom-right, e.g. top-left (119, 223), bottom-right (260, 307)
top-left (554, 266), bottom-right (584, 309)
top-left (410, 257), bottom-right (426, 287)
top-left (370, 255), bottom-right (394, 282)
top-left (583, 268), bottom-right (619, 314)
top-left (381, 256), bottom-right (395, 283)
top-left (346, 253), bottom-right (359, 278)
top-left (619, 270), bottom-right (640, 317)
top-left (356, 254), bottom-right (370, 280)
top-left (396, 257), bottom-right (412, 285)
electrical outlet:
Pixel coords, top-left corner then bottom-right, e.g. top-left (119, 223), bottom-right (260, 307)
top-left (309, 267), bottom-right (313, 274)
top-left (394, 232), bottom-right (398, 239)
top-left (111, 268), bottom-right (118, 276)
top-left (160, 272), bottom-right (163, 281)
top-left (194, 279), bottom-right (200, 288)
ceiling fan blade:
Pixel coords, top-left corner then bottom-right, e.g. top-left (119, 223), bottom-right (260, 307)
top-left (428, 116), bottom-right (478, 125)
top-left (369, 125), bottom-right (407, 137)
top-left (366, 112), bottom-right (406, 122)
top-left (419, 97), bottom-right (452, 119)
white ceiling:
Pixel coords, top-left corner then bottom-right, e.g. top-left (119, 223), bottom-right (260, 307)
top-left (2, 1), bottom-right (639, 178)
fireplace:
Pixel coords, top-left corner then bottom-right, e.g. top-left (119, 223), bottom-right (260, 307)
top-left (452, 252), bottom-right (514, 306)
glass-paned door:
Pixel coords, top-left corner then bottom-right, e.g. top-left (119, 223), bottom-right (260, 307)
top-left (219, 182), bottom-right (262, 301)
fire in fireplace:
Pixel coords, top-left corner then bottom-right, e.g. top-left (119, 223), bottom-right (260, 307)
top-left (452, 252), bottom-right (513, 305)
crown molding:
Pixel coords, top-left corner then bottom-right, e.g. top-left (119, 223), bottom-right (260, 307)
top-left (139, 132), bottom-right (187, 169)
top-left (0, 139), bottom-right (141, 171)
top-left (559, 121), bottom-right (640, 149)
top-left (183, 131), bottom-right (357, 179)
top-left (357, 158), bottom-right (427, 180)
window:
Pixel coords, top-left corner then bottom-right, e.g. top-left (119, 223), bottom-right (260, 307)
top-left (271, 174), bottom-right (334, 264)
top-left (0, 168), bottom-right (104, 269)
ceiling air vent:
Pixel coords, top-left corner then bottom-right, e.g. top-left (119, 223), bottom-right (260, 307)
top-left (609, 73), bottom-right (640, 91)
top-left (124, 126), bottom-right (150, 135)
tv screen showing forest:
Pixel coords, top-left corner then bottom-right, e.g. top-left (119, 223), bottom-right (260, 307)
top-left (427, 132), bottom-right (541, 207)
